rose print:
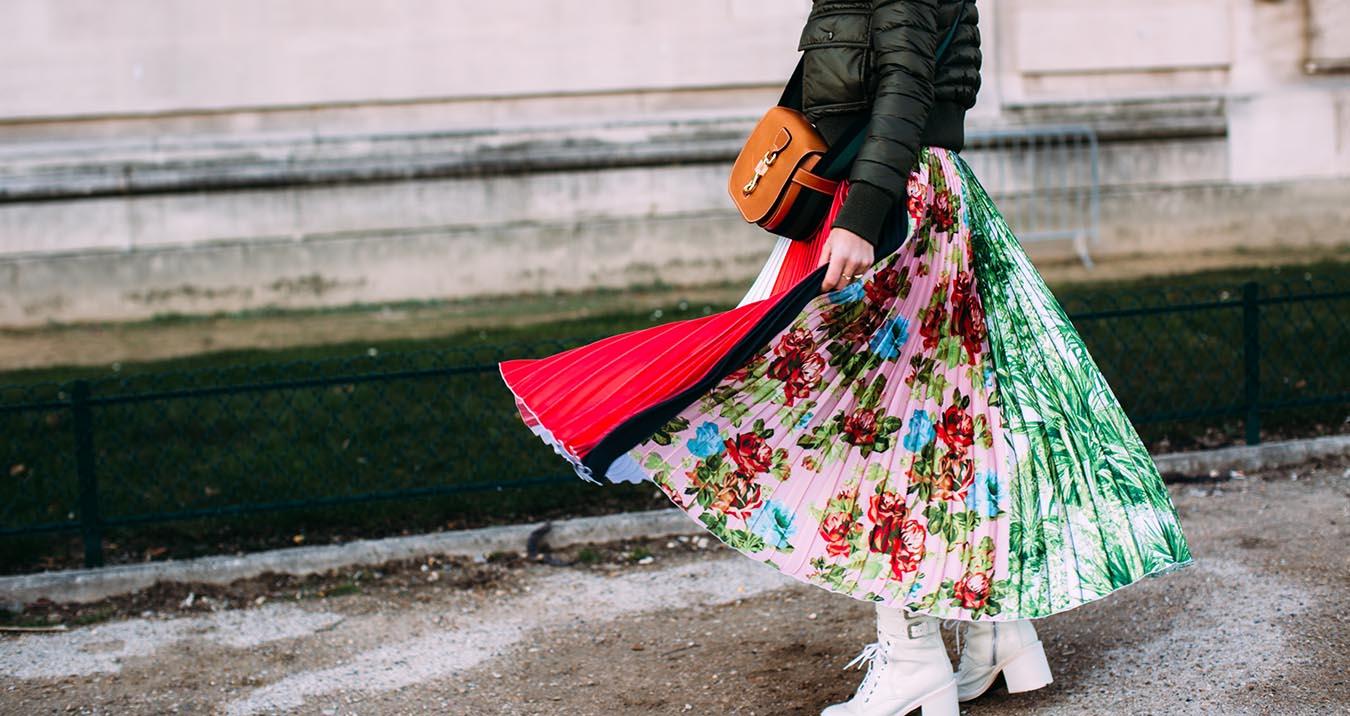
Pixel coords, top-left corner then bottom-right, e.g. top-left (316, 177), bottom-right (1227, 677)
top-left (890, 548), bottom-right (925, 578)
top-left (935, 405), bottom-right (975, 450)
top-left (919, 302), bottom-right (948, 350)
top-left (706, 481), bottom-right (741, 516)
top-left (707, 476), bottom-right (763, 520)
top-left (820, 511), bottom-right (857, 558)
top-left (865, 267), bottom-right (905, 304)
top-left (932, 191), bottom-right (955, 231)
top-left (841, 408), bottom-right (879, 446)
top-left (613, 148), bottom-right (1145, 621)
top-left (951, 273), bottom-right (987, 363)
top-left (959, 297), bottom-right (987, 362)
top-left (767, 349), bottom-right (826, 407)
top-left (868, 490), bottom-right (908, 525)
top-left (952, 571), bottom-right (992, 610)
top-left (899, 519), bottom-right (927, 553)
top-left (869, 520), bottom-right (900, 553)
top-left (951, 271), bottom-right (972, 307)
top-left (776, 327), bottom-right (815, 356)
top-left (907, 181), bottom-right (927, 223)
top-left (935, 447), bottom-right (974, 501)
top-left (836, 303), bottom-right (889, 345)
top-left (725, 432), bottom-right (774, 475)
top-left (887, 520), bottom-right (928, 577)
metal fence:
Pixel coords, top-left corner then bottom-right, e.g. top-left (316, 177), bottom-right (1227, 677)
top-left (2, 279), bottom-right (1346, 569)
top-left (963, 124), bottom-right (1101, 267)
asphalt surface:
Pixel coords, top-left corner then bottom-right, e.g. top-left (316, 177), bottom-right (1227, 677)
top-left (2, 454), bottom-right (1347, 716)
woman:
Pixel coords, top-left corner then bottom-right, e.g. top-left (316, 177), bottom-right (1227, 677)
top-left (500, 1), bottom-right (1194, 714)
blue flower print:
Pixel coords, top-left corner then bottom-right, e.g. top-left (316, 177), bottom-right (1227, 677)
top-left (795, 411), bottom-right (815, 430)
top-left (965, 469), bottom-right (1003, 518)
top-left (901, 409), bottom-right (936, 452)
top-left (687, 421), bottom-right (723, 459)
top-left (983, 364), bottom-right (995, 389)
top-left (828, 280), bottom-right (865, 304)
top-left (869, 316), bottom-right (911, 361)
top-left (908, 577), bottom-right (926, 598)
top-left (747, 499), bottom-right (797, 550)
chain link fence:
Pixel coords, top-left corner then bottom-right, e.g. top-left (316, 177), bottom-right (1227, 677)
top-left (2, 278), bottom-right (1347, 568)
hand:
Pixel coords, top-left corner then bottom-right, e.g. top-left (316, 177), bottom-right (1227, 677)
top-left (817, 226), bottom-right (875, 293)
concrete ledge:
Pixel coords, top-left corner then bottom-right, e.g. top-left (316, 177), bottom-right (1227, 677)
top-left (0, 96), bottom-right (1227, 203)
top-left (1152, 434), bottom-right (1350, 476)
top-left (0, 508), bottom-right (705, 610)
top-left (2, 434), bottom-right (1346, 609)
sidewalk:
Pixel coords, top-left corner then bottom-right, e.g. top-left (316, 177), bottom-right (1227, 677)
top-left (2, 453), bottom-right (1346, 716)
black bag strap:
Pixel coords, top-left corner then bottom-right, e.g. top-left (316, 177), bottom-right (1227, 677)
top-left (934, 0), bottom-right (967, 62)
top-left (780, 1), bottom-right (969, 178)
top-left (778, 58), bottom-right (806, 109)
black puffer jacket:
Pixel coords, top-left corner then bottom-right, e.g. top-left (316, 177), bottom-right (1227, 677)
top-left (796, 0), bottom-right (982, 246)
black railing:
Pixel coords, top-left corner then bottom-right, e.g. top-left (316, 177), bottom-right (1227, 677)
top-left (2, 279), bottom-right (1346, 567)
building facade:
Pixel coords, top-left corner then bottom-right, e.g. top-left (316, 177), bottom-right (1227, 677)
top-left (0, 0), bottom-right (1347, 325)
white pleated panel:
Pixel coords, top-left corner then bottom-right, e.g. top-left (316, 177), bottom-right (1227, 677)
top-left (735, 236), bottom-right (794, 308)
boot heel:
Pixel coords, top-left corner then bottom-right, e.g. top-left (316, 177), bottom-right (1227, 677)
top-left (919, 682), bottom-right (960, 716)
top-left (1001, 641), bottom-right (1053, 693)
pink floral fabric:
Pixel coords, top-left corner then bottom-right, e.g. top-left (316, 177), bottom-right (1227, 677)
top-left (628, 148), bottom-right (1016, 619)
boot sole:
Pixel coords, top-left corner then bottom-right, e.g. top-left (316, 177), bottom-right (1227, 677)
top-left (957, 640), bottom-right (1053, 702)
top-left (907, 679), bottom-right (961, 716)
top-left (821, 679), bottom-right (959, 716)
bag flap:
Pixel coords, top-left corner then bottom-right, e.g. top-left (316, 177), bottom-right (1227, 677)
top-left (728, 106), bottom-right (830, 223)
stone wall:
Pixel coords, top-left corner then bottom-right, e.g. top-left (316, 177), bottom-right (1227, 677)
top-left (1, 0), bottom-right (1347, 326)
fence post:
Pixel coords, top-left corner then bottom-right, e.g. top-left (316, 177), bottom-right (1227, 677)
top-left (71, 380), bottom-right (104, 567)
top-left (1241, 282), bottom-right (1261, 446)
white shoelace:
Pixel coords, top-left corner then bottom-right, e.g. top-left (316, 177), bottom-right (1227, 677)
top-left (844, 641), bottom-right (883, 670)
top-left (843, 642), bottom-right (885, 702)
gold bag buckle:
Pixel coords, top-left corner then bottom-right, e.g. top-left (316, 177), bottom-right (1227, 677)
top-left (743, 127), bottom-right (794, 195)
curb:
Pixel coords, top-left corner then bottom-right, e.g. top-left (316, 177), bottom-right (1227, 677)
top-left (3, 434), bottom-right (1346, 608)
top-left (1151, 433), bottom-right (1349, 476)
top-left (0, 509), bottom-right (704, 610)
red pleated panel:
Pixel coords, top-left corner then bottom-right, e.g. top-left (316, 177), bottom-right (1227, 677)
top-left (499, 179), bottom-right (852, 462)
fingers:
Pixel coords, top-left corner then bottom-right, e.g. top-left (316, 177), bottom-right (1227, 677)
top-left (819, 229), bottom-right (876, 293)
top-left (818, 237), bottom-right (838, 292)
top-left (825, 259), bottom-right (869, 293)
top-left (822, 256), bottom-right (844, 293)
top-left (822, 256), bottom-right (864, 293)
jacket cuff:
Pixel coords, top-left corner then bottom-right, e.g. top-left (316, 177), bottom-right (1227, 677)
top-left (830, 179), bottom-right (896, 247)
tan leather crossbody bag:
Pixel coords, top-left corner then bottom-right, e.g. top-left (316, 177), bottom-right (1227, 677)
top-left (728, 6), bottom-right (966, 242)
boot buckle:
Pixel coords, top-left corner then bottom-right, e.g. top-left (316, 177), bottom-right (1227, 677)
top-left (906, 618), bottom-right (936, 639)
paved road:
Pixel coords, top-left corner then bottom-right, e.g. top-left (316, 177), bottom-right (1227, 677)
top-left (3, 455), bottom-right (1347, 716)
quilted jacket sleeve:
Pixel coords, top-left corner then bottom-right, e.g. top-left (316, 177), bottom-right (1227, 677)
top-left (830, 0), bottom-right (941, 247)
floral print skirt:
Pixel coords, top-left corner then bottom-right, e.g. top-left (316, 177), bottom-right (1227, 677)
top-left (499, 147), bottom-right (1193, 621)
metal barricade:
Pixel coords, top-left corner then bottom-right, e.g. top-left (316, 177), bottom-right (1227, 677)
top-left (961, 124), bottom-right (1101, 267)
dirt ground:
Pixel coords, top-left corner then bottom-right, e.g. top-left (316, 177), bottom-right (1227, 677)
top-left (2, 454), bottom-right (1347, 716)
top-left (4, 245), bottom-right (1344, 372)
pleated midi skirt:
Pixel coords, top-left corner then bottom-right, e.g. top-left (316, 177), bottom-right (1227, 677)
top-left (499, 146), bottom-right (1194, 621)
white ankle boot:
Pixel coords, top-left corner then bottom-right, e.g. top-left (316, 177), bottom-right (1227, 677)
top-left (950, 619), bottom-right (1053, 701)
top-left (820, 605), bottom-right (959, 716)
